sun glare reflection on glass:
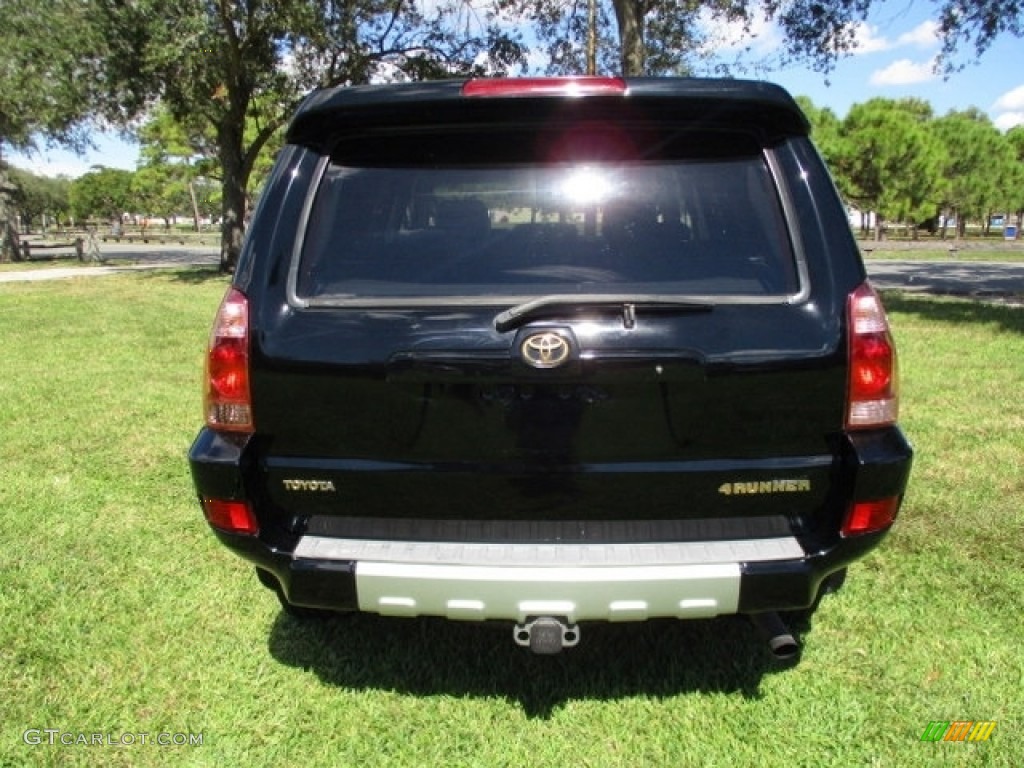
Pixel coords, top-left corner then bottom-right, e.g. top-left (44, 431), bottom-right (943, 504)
top-left (560, 167), bottom-right (614, 206)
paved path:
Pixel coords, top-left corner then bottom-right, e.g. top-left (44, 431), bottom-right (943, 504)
top-left (0, 243), bottom-right (219, 283)
top-left (864, 259), bottom-right (1024, 300)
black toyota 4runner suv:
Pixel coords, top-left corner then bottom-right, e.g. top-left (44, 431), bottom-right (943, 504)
top-left (190, 77), bottom-right (912, 656)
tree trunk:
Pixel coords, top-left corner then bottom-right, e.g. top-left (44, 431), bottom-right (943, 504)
top-left (217, 117), bottom-right (248, 273)
top-left (189, 180), bottom-right (202, 232)
top-left (612, 0), bottom-right (645, 75)
top-left (0, 218), bottom-right (19, 262)
top-left (587, 0), bottom-right (597, 75)
top-left (0, 170), bottom-right (20, 263)
top-left (218, 170), bottom-right (246, 274)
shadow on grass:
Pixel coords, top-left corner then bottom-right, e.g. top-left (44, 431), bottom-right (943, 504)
top-left (268, 611), bottom-right (801, 717)
top-left (168, 266), bottom-right (227, 285)
top-left (882, 291), bottom-right (1024, 335)
top-left (134, 265), bottom-right (228, 285)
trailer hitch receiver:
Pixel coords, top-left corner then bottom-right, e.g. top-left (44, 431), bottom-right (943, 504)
top-left (513, 617), bottom-right (580, 654)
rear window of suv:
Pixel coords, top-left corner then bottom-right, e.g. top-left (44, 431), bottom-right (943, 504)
top-left (292, 127), bottom-right (802, 305)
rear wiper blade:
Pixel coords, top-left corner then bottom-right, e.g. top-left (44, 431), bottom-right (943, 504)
top-left (494, 294), bottom-right (712, 333)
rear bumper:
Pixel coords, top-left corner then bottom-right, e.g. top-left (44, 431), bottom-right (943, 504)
top-left (190, 426), bottom-right (911, 619)
top-left (289, 536), bottom-right (802, 621)
top-left (211, 525), bottom-right (889, 618)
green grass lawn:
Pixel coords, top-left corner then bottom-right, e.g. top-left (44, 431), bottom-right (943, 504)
top-left (1, 272), bottom-right (1021, 767)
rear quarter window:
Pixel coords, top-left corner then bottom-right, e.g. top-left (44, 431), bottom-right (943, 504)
top-left (292, 128), bottom-right (801, 304)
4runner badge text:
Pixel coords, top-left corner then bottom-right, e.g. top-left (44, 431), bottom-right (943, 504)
top-left (719, 479), bottom-right (811, 496)
top-left (282, 479), bottom-right (337, 492)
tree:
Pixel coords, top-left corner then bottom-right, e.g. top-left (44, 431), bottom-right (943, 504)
top-left (93, 0), bottom-right (525, 272)
top-left (509, 0), bottom-right (1023, 77)
top-left (933, 110), bottom-right (1012, 238)
top-left (796, 97), bottom-right (844, 164)
top-left (69, 167), bottom-right (134, 225)
top-left (0, 0), bottom-right (114, 258)
top-left (5, 168), bottom-right (71, 233)
top-left (0, 1), bottom-right (111, 153)
top-left (7, 0), bottom-right (1022, 266)
top-left (798, 96), bottom-right (870, 228)
top-left (836, 99), bottom-right (947, 240)
top-left (1007, 126), bottom-right (1024, 233)
top-left (505, 0), bottom-right (746, 76)
top-left (131, 165), bottom-right (190, 233)
top-left (134, 107), bottom-right (223, 232)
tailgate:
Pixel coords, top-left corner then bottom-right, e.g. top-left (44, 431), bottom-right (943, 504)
top-left (251, 302), bottom-right (844, 534)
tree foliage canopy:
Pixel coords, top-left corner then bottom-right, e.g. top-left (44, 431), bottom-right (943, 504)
top-left (933, 110), bottom-right (1020, 235)
top-left (797, 96), bottom-right (1024, 239)
top-left (4, 167), bottom-right (70, 230)
top-left (501, 0), bottom-right (1023, 76)
top-left (84, 0), bottom-right (527, 269)
top-left (2, 0), bottom-right (1022, 263)
top-left (133, 107), bottom-right (224, 230)
top-left (68, 167), bottom-right (134, 222)
top-left (1, 0), bottom-right (101, 152)
top-left (831, 99), bottom-right (947, 236)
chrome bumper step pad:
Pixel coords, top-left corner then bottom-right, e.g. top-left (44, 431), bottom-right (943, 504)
top-left (293, 535), bottom-right (803, 623)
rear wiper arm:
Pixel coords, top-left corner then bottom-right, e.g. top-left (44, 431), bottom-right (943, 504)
top-left (494, 294), bottom-right (712, 333)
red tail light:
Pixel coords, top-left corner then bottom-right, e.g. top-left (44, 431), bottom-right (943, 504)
top-left (842, 497), bottom-right (900, 536)
top-left (205, 287), bottom-right (253, 433)
top-left (201, 498), bottom-right (258, 535)
top-left (462, 77), bottom-right (627, 98)
top-left (846, 283), bottom-right (899, 429)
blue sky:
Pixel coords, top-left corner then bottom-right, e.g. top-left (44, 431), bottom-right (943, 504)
top-left (8, 0), bottom-right (1023, 179)
top-left (706, 0), bottom-right (1024, 130)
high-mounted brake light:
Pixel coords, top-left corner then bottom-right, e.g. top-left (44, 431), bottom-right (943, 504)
top-left (462, 77), bottom-right (627, 98)
top-left (205, 287), bottom-right (253, 433)
top-left (846, 282), bottom-right (899, 429)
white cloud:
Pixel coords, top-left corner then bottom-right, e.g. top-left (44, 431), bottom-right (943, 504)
top-left (521, 46), bottom-right (550, 75)
top-left (896, 20), bottom-right (940, 48)
top-left (994, 84), bottom-right (1024, 111)
top-left (698, 9), bottom-right (783, 55)
top-left (698, 9), bottom-right (942, 74)
top-left (992, 84), bottom-right (1024, 131)
top-left (994, 112), bottom-right (1024, 131)
top-left (851, 23), bottom-right (891, 54)
top-left (848, 19), bottom-right (938, 56)
top-left (8, 158), bottom-right (92, 179)
top-left (869, 58), bottom-right (938, 86)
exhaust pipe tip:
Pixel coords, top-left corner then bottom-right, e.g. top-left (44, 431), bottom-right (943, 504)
top-left (750, 612), bottom-right (800, 662)
top-left (766, 632), bottom-right (800, 662)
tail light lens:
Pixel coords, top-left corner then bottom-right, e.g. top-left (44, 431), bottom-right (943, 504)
top-left (842, 497), bottom-right (900, 536)
top-left (846, 282), bottom-right (899, 429)
top-left (201, 498), bottom-right (258, 535)
top-left (205, 287), bottom-right (253, 433)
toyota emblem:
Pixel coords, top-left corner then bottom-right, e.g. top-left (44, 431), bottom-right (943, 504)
top-left (520, 331), bottom-right (572, 369)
